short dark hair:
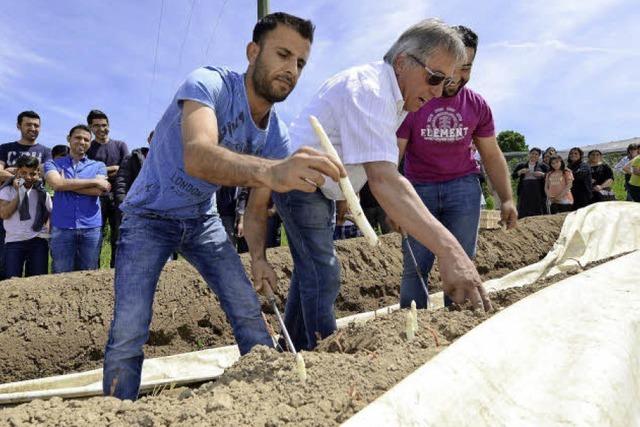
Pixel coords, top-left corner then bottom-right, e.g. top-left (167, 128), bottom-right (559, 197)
top-left (252, 12), bottom-right (314, 45)
top-left (627, 143), bottom-right (639, 155)
top-left (15, 154), bottom-right (40, 169)
top-left (68, 124), bottom-right (92, 138)
top-left (17, 111), bottom-right (40, 125)
top-left (529, 147), bottom-right (542, 155)
top-left (548, 155), bottom-right (566, 171)
top-left (588, 149), bottom-right (602, 157)
top-left (51, 144), bottom-right (70, 158)
top-left (87, 109), bottom-right (109, 125)
top-left (568, 147), bottom-right (584, 162)
top-left (452, 25), bottom-right (478, 51)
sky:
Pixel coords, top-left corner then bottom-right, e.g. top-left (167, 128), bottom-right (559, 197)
top-left (0, 0), bottom-right (638, 151)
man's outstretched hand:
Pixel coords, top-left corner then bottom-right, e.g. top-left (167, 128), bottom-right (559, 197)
top-left (267, 146), bottom-right (346, 193)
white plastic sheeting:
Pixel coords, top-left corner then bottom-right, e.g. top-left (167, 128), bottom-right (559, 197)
top-left (482, 201), bottom-right (640, 292)
top-left (0, 345), bottom-right (240, 405)
top-left (343, 251), bottom-right (640, 427)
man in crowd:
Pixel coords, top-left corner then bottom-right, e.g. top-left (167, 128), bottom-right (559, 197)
top-left (396, 25), bottom-right (517, 308)
top-left (245, 19), bottom-right (492, 352)
top-left (0, 111), bottom-right (52, 279)
top-left (614, 143), bottom-right (639, 201)
top-left (0, 155), bottom-right (52, 278)
top-left (86, 109), bottom-right (129, 267)
top-left (44, 125), bottom-right (110, 273)
top-left (103, 12), bottom-right (344, 401)
top-left (51, 145), bottom-right (70, 160)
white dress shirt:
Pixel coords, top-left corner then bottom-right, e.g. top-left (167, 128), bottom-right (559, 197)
top-left (289, 61), bottom-right (407, 200)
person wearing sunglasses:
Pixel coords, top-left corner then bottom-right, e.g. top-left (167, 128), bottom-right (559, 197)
top-left (244, 18), bottom-right (492, 354)
top-left (396, 25), bottom-right (517, 309)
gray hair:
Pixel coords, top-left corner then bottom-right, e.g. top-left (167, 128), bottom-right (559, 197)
top-left (383, 19), bottom-right (466, 66)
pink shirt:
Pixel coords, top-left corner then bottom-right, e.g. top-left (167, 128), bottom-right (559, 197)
top-left (397, 87), bottom-right (495, 183)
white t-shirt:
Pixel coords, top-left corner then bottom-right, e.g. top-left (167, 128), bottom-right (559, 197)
top-left (0, 186), bottom-right (52, 242)
top-left (289, 61), bottom-right (407, 200)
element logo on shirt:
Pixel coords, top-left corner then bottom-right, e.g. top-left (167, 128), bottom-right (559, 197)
top-left (420, 107), bottom-right (469, 143)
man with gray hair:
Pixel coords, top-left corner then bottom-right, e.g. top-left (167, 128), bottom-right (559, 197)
top-left (245, 18), bottom-right (492, 351)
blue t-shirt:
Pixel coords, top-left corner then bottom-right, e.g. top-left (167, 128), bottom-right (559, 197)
top-left (122, 67), bottom-right (291, 219)
top-left (44, 156), bottom-right (107, 229)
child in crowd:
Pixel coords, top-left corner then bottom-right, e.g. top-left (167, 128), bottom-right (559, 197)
top-left (0, 155), bottom-right (52, 278)
top-left (545, 155), bottom-right (574, 214)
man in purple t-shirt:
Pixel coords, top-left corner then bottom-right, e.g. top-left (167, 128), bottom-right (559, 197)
top-left (86, 109), bottom-right (129, 267)
top-left (396, 26), bottom-right (517, 308)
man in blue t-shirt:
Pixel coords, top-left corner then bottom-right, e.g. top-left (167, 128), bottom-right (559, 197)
top-left (103, 12), bottom-right (345, 401)
top-left (44, 125), bottom-right (110, 273)
top-left (0, 111), bottom-right (52, 279)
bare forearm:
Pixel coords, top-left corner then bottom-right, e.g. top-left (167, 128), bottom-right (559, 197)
top-left (0, 169), bottom-right (14, 183)
top-left (0, 197), bottom-right (19, 219)
top-left (482, 152), bottom-right (514, 203)
top-left (49, 178), bottom-right (100, 192)
top-left (184, 142), bottom-right (275, 188)
top-left (244, 191), bottom-right (270, 261)
top-left (74, 187), bottom-right (105, 196)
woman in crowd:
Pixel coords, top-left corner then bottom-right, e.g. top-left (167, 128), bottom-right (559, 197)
top-left (566, 147), bottom-right (592, 210)
top-left (587, 149), bottom-right (615, 202)
top-left (544, 155), bottom-right (573, 213)
top-left (512, 147), bottom-right (548, 217)
top-left (542, 146), bottom-right (556, 167)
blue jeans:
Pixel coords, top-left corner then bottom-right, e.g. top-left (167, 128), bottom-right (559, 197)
top-left (103, 213), bottom-right (272, 400)
top-left (50, 227), bottom-right (102, 273)
top-left (4, 237), bottom-right (49, 278)
top-left (273, 190), bottom-right (340, 351)
top-left (400, 174), bottom-right (482, 309)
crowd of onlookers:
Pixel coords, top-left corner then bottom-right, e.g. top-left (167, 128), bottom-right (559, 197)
top-left (510, 144), bottom-right (640, 218)
top-left (0, 109), bottom-right (638, 280)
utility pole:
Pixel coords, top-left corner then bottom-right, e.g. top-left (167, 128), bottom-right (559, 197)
top-left (257, 0), bottom-right (269, 19)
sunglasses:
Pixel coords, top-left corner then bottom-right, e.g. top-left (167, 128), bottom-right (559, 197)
top-left (408, 54), bottom-right (453, 86)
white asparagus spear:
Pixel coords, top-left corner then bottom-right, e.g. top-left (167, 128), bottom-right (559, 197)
top-left (308, 115), bottom-right (379, 247)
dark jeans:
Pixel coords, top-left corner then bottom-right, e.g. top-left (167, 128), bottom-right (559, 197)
top-left (220, 215), bottom-right (237, 248)
top-left (629, 184), bottom-right (640, 202)
top-left (100, 195), bottom-right (120, 268)
top-left (273, 189), bottom-right (339, 351)
top-left (550, 203), bottom-right (573, 214)
top-left (4, 237), bottom-right (49, 278)
top-left (401, 174), bottom-right (482, 309)
top-left (363, 206), bottom-right (390, 234)
top-left (103, 213), bottom-right (272, 400)
top-left (266, 213), bottom-right (282, 248)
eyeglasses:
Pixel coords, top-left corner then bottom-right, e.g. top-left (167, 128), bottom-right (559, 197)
top-left (407, 54), bottom-right (453, 86)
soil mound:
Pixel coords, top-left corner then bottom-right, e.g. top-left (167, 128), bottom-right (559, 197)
top-left (0, 214), bottom-right (565, 384)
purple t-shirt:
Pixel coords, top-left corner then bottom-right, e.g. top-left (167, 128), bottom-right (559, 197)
top-left (397, 87), bottom-right (495, 183)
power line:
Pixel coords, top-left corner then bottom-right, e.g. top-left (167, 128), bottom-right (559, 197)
top-left (203, 0), bottom-right (230, 63)
top-left (147, 0), bottom-right (165, 122)
top-left (176, 0), bottom-right (197, 75)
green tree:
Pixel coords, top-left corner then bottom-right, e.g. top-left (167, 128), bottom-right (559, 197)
top-left (497, 130), bottom-right (528, 152)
